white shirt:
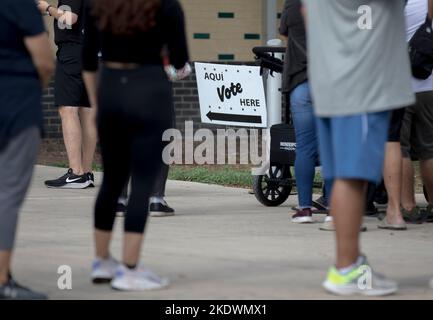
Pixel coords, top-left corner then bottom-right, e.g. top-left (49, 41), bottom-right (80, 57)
top-left (405, 0), bottom-right (433, 93)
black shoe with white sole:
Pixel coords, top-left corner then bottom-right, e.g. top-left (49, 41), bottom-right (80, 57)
top-left (87, 172), bottom-right (95, 188)
top-left (45, 168), bottom-right (92, 189)
top-left (149, 202), bottom-right (175, 217)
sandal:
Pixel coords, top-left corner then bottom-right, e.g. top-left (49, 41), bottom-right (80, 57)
top-left (401, 206), bottom-right (426, 224)
top-left (378, 219), bottom-right (407, 231)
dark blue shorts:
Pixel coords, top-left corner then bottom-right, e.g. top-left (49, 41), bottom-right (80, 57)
top-left (316, 111), bottom-right (390, 184)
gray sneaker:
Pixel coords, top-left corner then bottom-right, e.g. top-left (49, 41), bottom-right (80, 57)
top-left (320, 215), bottom-right (367, 232)
top-left (323, 255), bottom-right (398, 296)
top-left (0, 278), bottom-right (47, 300)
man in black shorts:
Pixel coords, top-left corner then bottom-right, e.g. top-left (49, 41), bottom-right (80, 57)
top-left (38, 0), bottom-right (97, 189)
top-left (378, 108), bottom-right (408, 230)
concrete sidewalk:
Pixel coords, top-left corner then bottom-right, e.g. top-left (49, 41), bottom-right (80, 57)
top-left (11, 165), bottom-right (433, 299)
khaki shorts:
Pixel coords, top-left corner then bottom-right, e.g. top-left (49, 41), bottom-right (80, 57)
top-left (401, 91), bottom-right (433, 160)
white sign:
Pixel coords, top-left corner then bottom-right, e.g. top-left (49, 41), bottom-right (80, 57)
top-left (195, 62), bottom-right (267, 128)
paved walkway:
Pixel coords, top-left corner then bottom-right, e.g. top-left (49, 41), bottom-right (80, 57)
top-left (12, 165), bottom-right (433, 299)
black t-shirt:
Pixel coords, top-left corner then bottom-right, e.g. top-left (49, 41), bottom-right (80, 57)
top-left (0, 0), bottom-right (46, 150)
top-left (83, 0), bottom-right (189, 71)
top-left (279, 0), bottom-right (308, 94)
top-left (0, 0), bottom-right (45, 76)
top-left (54, 0), bottom-right (85, 45)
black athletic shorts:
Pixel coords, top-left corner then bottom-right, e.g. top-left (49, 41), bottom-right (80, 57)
top-left (401, 91), bottom-right (433, 160)
top-left (387, 107), bottom-right (406, 142)
top-left (55, 43), bottom-right (90, 108)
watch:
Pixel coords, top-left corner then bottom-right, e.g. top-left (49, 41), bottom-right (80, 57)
top-left (46, 5), bottom-right (53, 16)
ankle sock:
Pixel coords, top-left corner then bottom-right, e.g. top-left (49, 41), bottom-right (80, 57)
top-left (338, 256), bottom-right (363, 275)
top-left (150, 196), bottom-right (166, 205)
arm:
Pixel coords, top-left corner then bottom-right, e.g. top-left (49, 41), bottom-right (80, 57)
top-left (82, 1), bottom-right (100, 109)
top-left (279, 0), bottom-right (291, 37)
top-left (37, 1), bottom-right (79, 26)
top-left (24, 33), bottom-right (55, 88)
top-left (164, 0), bottom-right (190, 70)
top-left (429, 0), bottom-right (433, 19)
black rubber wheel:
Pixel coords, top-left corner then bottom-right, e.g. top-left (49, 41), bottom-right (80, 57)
top-left (424, 185), bottom-right (429, 203)
top-left (253, 165), bottom-right (292, 207)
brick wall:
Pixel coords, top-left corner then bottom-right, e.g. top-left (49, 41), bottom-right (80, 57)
top-left (42, 62), bottom-right (285, 142)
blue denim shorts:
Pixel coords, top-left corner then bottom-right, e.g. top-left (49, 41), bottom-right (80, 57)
top-left (316, 111), bottom-right (390, 184)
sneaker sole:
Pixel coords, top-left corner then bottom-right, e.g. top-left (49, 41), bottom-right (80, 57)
top-left (46, 181), bottom-right (93, 189)
top-left (111, 278), bottom-right (170, 291)
top-left (319, 225), bottom-right (367, 232)
top-left (323, 280), bottom-right (397, 297)
top-left (291, 217), bottom-right (313, 224)
top-left (150, 211), bottom-right (175, 217)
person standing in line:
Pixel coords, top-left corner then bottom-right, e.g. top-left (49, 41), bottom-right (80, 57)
top-left (82, 0), bottom-right (189, 291)
top-left (302, 0), bottom-right (415, 296)
top-left (377, 108), bottom-right (408, 230)
top-left (279, 0), bottom-right (333, 225)
top-left (38, 0), bottom-right (97, 189)
top-left (400, 0), bottom-right (433, 224)
top-left (117, 162), bottom-right (175, 217)
top-left (116, 54), bottom-right (190, 218)
top-left (0, 0), bottom-right (54, 299)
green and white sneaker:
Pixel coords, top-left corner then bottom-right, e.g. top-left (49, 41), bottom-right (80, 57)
top-left (323, 256), bottom-right (397, 296)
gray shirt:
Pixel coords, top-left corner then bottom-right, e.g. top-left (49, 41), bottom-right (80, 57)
top-left (303, 0), bottom-right (415, 117)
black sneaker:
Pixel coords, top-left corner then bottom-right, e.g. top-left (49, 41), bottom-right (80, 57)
top-left (0, 278), bottom-right (47, 300)
top-left (45, 168), bottom-right (91, 189)
top-left (87, 172), bottom-right (95, 188)
top-left (149, 202), bottom-right (175, 217)
top-left (312, 196), bottom-right (329, 214)
top-left (365, 202), bottom-right (379, 216)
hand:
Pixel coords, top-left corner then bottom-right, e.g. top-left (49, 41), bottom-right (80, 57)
top-left (37, 1), bottom-right (50, 14)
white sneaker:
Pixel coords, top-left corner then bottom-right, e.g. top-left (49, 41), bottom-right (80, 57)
top-left (323, 255), bottom-right (398, 296)
top-left (111, 265), bottom-right (170, 291)
top-left (319, 215), bottom-right (368, 232)
top-left (91, 256), bottom-right (120, 283)
top-left (319, 215), bottom-right (334, 231)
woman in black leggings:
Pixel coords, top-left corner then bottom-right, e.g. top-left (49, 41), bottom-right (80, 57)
top-left (82, 0), bottom-right (188, 291)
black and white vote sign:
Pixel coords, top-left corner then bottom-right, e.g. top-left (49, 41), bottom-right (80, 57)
top-left (195, 62), bottom-right (267, 128)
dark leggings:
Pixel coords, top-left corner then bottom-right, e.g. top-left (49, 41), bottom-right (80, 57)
top-left (94, 66), bottom-right (173, 233)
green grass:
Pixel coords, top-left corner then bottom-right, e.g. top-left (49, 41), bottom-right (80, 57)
top-left (168, 165), bottom-right (253, 188)
top-left (45, 162), bottom-right (424, 193)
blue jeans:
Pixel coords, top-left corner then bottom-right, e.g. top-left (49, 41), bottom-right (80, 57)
top-left (290, 81), bottom-right (331, 208)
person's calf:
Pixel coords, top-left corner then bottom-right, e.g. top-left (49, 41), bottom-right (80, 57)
top-left (401, 157), bottom-right (416, 211)
top-left (59, 106), bottom-right (84, 175)
top-left (331, 179), bottom-right (366, 269)
top-left (0, 251), bottom-right (12, 285)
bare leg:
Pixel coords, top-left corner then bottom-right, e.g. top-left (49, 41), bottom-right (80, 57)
top-left (401, 157), bottom-right (416, 210)
top-left (0, 251), bottom-right (11, 285)
top-left (123, 233), bottom-right (144, 266)
top-left (383, 142), bottom-right (405, 225)
top-left (420, 158), bottom-right (433, 205)
top-left (94, 230), bottom-right (112, 259)
top-left (79, 107), bottom-right (97, 173)
top-left (331, 179), bottom-right (366, 268)
top-left (59, 106), bottom-right (84, 175)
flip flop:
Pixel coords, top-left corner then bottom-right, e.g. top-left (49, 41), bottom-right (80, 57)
top-left (378, 219), bottom-right (407, 231)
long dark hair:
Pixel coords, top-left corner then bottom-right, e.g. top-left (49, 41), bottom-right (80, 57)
top-left (92, 0), bottom-right (161, 35)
